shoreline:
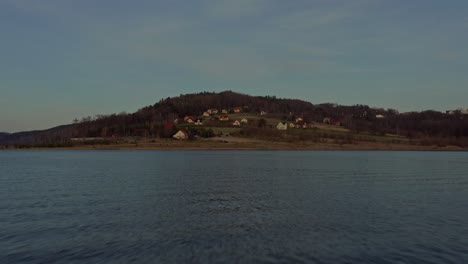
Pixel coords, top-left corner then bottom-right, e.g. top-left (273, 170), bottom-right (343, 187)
top-left (1, 137), bottom-right (466, 151)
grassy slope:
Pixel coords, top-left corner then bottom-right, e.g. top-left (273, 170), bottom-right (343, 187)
top-left (188, 112), bottom-right (410, 145)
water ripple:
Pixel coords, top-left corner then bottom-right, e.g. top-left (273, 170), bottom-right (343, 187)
top-left (1, 151), bottom-right (468, 263)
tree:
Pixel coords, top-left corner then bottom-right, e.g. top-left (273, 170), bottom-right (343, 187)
top-left (257, 118), bottom-right (267, 128)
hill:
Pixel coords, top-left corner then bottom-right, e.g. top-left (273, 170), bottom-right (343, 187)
top-left (0, 125), bottom-right (74, 146)
top-left (1, 91), bottom-right (467, 149)
top-left (0, 132), bottom-right (10, 141)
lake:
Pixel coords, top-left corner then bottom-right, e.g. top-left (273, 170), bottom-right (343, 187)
top-left (1, 151), bottom-right (467, 263)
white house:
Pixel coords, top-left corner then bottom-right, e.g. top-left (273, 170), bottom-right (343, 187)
top-left (260, 111), bottom-right (267, 116)
top-left (241, 118), bottom-right (248, 124)
top-left (195, 119), bottom-right (203, 126)
top-left (184, 116), bottom-right (196, 123)
top-left (232, 120), bottom-right (241, 126)
top-left (221, 109), bottom-right (228, 114)
top-left (276, 122), bottom-right (288, 130)
top-left (376, 114), bottom-right (385, 119)
top-left (296, 117), bottom-right (304, 123)
top-left (173, 130), bottom-right (188, 140)
top-left (203, 112), bottom-right (210, 117)
top-left (289, 123), bottom-right (295, 128)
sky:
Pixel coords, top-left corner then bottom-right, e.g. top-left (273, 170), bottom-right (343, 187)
top-left (1, 0), bottom-right (468, 132)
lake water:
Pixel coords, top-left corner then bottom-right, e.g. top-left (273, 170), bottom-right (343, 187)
top-left (1, 151), bottom-right (467, 263)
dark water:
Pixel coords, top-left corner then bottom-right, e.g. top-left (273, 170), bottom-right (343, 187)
top-left (1, 151), bottom-right (468, 263)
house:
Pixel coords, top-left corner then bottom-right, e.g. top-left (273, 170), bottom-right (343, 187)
top-left (211, 109), bottom-right (219, 114)
top-left (376, 114), bottom-right (385, 119)
top-left (219, 115), bottom-right (229, 121)
top-left (184, 116), bottom-right (196, 123)
top-left (302, 123), bottom-right (308, 129)
top-left (260, 111), bottom-right (267, 116)
top-left (221, 109), bottom-right (228, 114)
top-left (232, 120), bottom-right (241, 126)
top-left (276, 122), bottom-right (288, 130)
top-left (173, 130), bottom-right (188, 140)
top-left (241, 118), bottom-right (248, 124)
top-left (295, 117), bottom-right (304, 123)
top-left (195, 119), bottom-right (203, 126)
top-left (323, 117), bottom-right (331, 124)
top-left (289, 123), bottom-right (295, 128)
top-left (203, 112), bottom-right (210, 117)
top-left (233, 107), bottom-right (242, 113)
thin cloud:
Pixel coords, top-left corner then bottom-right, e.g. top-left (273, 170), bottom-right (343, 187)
top-left (4, 0), bottom-right (75, 17)
top-left (203, 0), bottom-right (268, 19)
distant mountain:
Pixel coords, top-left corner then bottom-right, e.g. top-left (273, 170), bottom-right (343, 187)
top-left (1, 91), bottom-right (467, 146)
top-left (0, 125), bottom-right (74, 146)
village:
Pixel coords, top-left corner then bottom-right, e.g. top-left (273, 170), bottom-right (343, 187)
top-left (171, 106), bottom-right (363, 140)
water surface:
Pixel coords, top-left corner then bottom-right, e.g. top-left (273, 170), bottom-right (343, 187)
top-left (1, 151), bottom-right (467, 263)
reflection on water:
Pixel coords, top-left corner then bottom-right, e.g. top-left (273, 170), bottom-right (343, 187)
top-left (1, 151), bottom-right (468, 263)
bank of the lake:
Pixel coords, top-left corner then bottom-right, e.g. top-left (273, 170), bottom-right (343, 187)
top-left (2, 137), bottom-right (467, 151)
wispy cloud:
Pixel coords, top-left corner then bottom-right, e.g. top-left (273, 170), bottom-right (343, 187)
top-left (4, 0), bottom-right (76, 18)
top-left (202, 0), bottom-right (268, 19)
top-left (270, 0), bottom-right (379, 31)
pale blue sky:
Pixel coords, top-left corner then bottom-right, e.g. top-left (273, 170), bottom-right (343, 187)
top-left (1, 0), bottom-right (467, 132)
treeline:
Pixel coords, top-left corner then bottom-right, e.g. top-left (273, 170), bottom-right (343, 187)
top-left (1, 91), bottom-right (467, 146)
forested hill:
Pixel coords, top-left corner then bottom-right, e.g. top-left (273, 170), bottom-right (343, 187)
top-left (1, 91), bottom-right (468, 146)
top-left (141, 91), bottom-right (314, 116)
top-left (0, 132), bottom-right (10, 141)
top-left (1, 91), bottom-right (315, 145)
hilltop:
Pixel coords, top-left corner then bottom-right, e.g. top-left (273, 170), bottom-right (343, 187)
top-left (1, 91), bottom-right (467, 150)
